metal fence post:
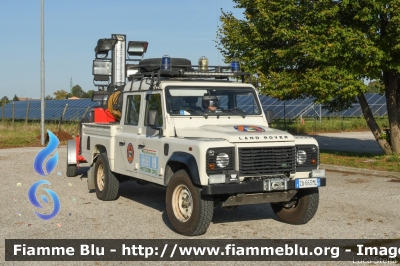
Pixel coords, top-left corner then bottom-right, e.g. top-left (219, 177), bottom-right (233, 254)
top-left (58, 103), bottom-right (68, 131)
top-left (319, 104), bottom-right (322, 123)
top-left (25, 102), bottom-right (30, 126)
top-left (1, 104), bottom-right (4, 123)
top-left (82, 106), bottom-right (90, 119)
top-left (284, 101), bottom-right (286, 131)
top-left (314, 114), bottom-right (317, 132)
top-left (12, 102), bottom-right (15, 127)
top-left (341, 116), bottom-right (344, 131)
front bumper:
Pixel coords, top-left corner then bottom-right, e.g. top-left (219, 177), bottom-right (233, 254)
top-left (202, 177), bottom-right (326, 195)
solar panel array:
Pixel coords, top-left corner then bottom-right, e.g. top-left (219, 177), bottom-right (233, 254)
top-left (0, 99), bottom-right (100, 121)
top-left (258, 93), bottom-right (387, 119)
top-left (0, 94), bottom-right (387, 121)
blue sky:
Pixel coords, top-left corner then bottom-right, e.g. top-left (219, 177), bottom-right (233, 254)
top-left (0, 0), bottom-right (244, 99)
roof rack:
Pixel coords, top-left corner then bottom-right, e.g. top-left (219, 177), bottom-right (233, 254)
top-left (128, 65), bottom-right (251, 86)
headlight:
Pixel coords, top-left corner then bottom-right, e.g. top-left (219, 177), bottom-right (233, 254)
top-left (216, 153), bottom-right (229, 168)
top-left (206, 148), bottom-right (234, 173)
top-left (297, 150), bottom-right (307, 164)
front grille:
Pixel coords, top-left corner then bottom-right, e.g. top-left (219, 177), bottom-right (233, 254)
top-left (239, 146), bottom-right (296, 175)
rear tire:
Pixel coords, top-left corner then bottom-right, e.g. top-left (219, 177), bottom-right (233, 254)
top-left (66, 140), bottom-right (77, 177)
top-left (66, 164), bottom-right (77, 177)
top-left (94, 153), bottom-right (119, 201)
top-left (166, 169), bottom-right (213, 236)
top-left (271, 188), bottom-right (319, 224)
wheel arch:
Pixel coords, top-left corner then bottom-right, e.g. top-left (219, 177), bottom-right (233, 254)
top-left (165, 152), bottom-right (201, 186)
top-left (94, 145), bottom-right (107, 158)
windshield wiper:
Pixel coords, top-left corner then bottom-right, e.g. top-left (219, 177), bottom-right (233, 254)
top-left (225, 108), bottom-right (246, 118)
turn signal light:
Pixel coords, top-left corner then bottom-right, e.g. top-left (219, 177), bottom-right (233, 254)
top-left (208, 163), bottom-right (215, 170)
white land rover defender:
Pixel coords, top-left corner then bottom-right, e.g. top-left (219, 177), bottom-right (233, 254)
top-left (66, 34), bottom-right (326, 236)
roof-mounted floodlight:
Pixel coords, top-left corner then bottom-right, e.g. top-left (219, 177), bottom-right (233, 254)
top-left (93, 59), bottom-right (112, 86)
top-left (94, 38), bottom-right (118, 57)
top-left (92, 90), bottom-right (109, 101)
top-left (127, 41), bottom-right (148, 56)
top-left (93, 60), bottom-right (112, 76)
top-left (126, 64), bottom-right (139, 77)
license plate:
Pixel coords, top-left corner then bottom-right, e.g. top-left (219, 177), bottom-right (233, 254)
top-left (295, 178), bottom-right (320, 188)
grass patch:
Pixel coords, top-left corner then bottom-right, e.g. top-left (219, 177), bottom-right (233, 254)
top-left (2, 119), bottom-right (398, 173)
top-left (321, 150), bottom-right (400, 172)
top-left (272, 116), bottom-right (388, 134)
top-left (0, 120), bottom-right (79, 148)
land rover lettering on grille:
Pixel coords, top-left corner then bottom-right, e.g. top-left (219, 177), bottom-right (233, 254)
top-left (239, 135), bottom-right (289, 140)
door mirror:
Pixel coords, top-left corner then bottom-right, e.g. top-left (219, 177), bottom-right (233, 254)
top-left (148, 110), bottom-right (163, 137)
top-left (266, 110), bottom-right (274, 124)
top-left (147, 110), bottom-right (158, 126)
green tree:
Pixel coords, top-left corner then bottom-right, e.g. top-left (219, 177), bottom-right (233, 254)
top-left (367, 80), bottom-right (384, 94)
top-left (71, 85), bottom-right (85, 98)
top-left (45, 95), bottom-right (53, 100)
top-left (1, 96), bottom-right (9, 106)
top-left (217, 0), bottom-right (400, 154)
top-left (53, 90), bottom-right (70, 100)
top-left (13, 94), bottom-right (19, 101)
top-left (82, 90), bottom-right (94, 99)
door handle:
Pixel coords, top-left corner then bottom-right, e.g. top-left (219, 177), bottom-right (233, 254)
top-left (119, 141), bottom-right (125, 146)
top-left (138, 144), bottom-right (145, 149)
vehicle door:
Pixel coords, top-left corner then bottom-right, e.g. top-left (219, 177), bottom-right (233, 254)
top-left (136, 92), bottom-right (165, 184)
top-left (116, 93), bottom-right (142, 172)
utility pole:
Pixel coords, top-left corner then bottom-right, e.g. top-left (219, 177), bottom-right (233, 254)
top-left (70, 77), bottom-right (73, 92)
top-left (40, 0), bottom-right (45, 145)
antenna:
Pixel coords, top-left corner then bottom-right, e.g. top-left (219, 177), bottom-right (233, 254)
top-left (216, 0), bottom-right (221, 67)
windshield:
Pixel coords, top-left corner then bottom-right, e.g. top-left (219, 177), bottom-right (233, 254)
top-left (165, 86), bottom-right (262, 116)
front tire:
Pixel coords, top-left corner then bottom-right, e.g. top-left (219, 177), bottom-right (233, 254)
top-left (271, 188), bottom-right (319, 224)
top-left (166, 169), bottom-right (213, 236)
top-left (94, 153), bottom-right (119, 201)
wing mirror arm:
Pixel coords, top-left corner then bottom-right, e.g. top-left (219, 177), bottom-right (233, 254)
top-left (151, 126), bottom-right (163, 137)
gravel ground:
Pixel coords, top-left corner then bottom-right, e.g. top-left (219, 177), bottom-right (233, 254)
top-left (1, 146), bottom-right (399, 265)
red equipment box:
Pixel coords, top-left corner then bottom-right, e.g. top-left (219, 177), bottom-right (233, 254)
top-left (92, 107), bottom-right (116, 123)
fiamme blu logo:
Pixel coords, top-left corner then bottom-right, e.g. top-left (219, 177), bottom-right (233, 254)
top-left (28, 130), bottom-right (60, 220)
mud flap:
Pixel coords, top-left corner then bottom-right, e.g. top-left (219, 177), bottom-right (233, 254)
top-left (87, 165), bottom-right (95, 190)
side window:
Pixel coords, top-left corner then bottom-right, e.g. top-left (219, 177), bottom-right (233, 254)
top-left (145, 93), bottom-right (163, 126)
top-left (125, 95), bottom-right (141, 125)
